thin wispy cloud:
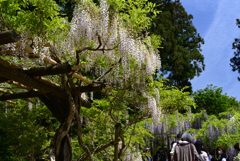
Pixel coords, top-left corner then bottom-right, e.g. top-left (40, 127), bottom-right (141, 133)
top-left (181, 0), bottom-right (217, 12)
top-left (181, 0), bottom-right (240, 99)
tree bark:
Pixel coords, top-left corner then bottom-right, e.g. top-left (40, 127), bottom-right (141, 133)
top-left (49, 127), bottom-right (73, 161)
top-left (114, 123), bottom-right (121, 161)
top-left (58, 136), bottom-right (71, 161)
top-left (30, 144), bottom-right (34, 161)
top-left (75, 112), bottom-right (93, 161)
top-left (49, 132), bottom-right (72, 161)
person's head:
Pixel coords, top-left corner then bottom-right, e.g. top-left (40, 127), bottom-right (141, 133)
top-left (234, 143), bottom-right (239, 152)
top-left (205, 149), bottom-right (210, 155)
top-left (181, 132), bottom-right (193, 143)
top-left (194, 141), bottom-right (203, 154)
top-left (218, 146), bottom-right (226, 155)
top-left (211, 158), bottom-right (217, 161)
top-left (146, 148), bottom-right (150, 152)
top-left (159, 148), bottom-right (163, 152)
top-left (177, 133), bottom-right (182, 140)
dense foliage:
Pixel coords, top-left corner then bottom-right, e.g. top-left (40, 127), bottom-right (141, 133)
top-left (0, 0), bottom-right (68, 39)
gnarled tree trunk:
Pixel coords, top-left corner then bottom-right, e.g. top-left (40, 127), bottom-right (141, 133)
top-left (50, 133), bottom-right (72, 161)
top-left (39, 94), bottom-right (74, 161)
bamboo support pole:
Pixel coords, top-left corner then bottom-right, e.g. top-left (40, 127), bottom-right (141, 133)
top-left (72, 65), bottom-right (83, 70)
top-left (6, 81), bottom-right (32, 91)
top-left (35, 77), bottom-right (61, 88)
top-left (16, 43), bottom-right (88, 80)
top-left (72, 73), bottom-right (92, 84)
top-left (16, 42), bottom-right (58, 64)
top-left (0, 88), bottom-right (8, 93)
top-left (5, 100), bottom-right (16, 105)
top-left (0, 91), bottom-right (43, 101)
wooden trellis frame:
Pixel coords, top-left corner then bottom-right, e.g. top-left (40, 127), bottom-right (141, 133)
top-left (0, 30), bottom-right (109, 108)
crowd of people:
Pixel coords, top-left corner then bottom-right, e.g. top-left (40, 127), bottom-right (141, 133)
top-left (142, 133), bottom-right (240, 161)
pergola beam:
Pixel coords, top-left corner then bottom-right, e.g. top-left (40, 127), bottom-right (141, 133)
top-left (0, 88), bottom-right (35, 103)
top-left (0, 63), bottom-right (67, 98)
top-left (0, 64), bottom-right (72, 84)
top-left (0, 30), bottom-right (20, 45)
top-left (0, 85), bottom-right (102, 101)
top-left (0, 90), bottom-right (41, 100)
top-left (24, 64), bottom-right (72, 76)
top-left (0, 76), bottom-right (9, 83)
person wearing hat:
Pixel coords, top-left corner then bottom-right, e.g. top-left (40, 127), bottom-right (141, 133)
top-left (174, 133), bottom-right (199, 161)
top-left (170, 133), bottom-right (182, 161)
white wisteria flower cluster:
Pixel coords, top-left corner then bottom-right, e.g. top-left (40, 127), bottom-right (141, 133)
top-left (67, 0), bottom-right (161, 80)
top-left (60, 0), bottom-right (161, 121)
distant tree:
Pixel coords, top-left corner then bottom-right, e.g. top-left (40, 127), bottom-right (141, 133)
top-left (149, 0), bottom-right (205, 92)
top-left (53, 0), bottom-right (75, 22)
top-left (192, 84), bottom-right (239, 115)
top-left (230, 19), bottom-right (240, 80)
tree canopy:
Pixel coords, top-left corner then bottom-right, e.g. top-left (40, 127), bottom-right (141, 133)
top-left (192, 84), bottom-right (239, 115)
top-left (149, 0), bottom-right (205, 92)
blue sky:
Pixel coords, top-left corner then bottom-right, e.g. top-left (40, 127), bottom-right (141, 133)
top-left (180, 0), bottom-right (240, 100)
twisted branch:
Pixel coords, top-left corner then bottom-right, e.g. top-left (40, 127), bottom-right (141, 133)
top-left (95, 58), bottom-right (122, 82)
